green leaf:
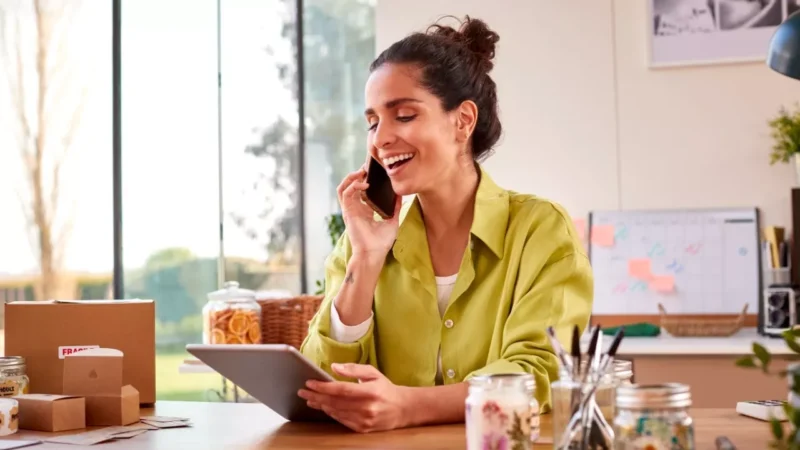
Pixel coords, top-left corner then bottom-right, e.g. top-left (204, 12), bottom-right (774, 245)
top-left (772, 417), bottom-right (785, 440)
top-left (735, 356), bottom-right (757, 368)
top-left (786, 337), bottom-right (800, 355)
top-left (755, 343), bottom-right (773, 370)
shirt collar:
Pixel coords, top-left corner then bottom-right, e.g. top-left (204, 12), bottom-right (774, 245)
top-left (394, 164), bottom-right (509, 259)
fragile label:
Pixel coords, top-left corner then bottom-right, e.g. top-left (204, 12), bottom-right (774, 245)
top-left (58, 345), bottom-right (99, 359)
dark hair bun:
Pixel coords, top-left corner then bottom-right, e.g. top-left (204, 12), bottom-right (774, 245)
top-left (428, 16), bottom-right (499, 72)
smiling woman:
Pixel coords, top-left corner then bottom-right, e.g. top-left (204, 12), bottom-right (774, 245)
top-left (298, 15), bottom-right (593, 433)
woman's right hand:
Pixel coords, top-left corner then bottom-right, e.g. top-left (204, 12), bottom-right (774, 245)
top-left (337, 165), bottom-right (402, 261)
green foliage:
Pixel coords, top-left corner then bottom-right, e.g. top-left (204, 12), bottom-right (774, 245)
top-left (314, 213), bottom-right (345, 295)
top-left (768, 104), bottom-right (800, 165)
top-left (736, 328), bottom-right (800, 449)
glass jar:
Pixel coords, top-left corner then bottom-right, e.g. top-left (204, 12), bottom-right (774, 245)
top-left (614, 383), bottom-right (695, 450)
top-left (465, 373), bottom-right (540, 450)
top-left (202, 281), bottom-right (262, 345)
top-left (0, 357), bottom-right (29, 397)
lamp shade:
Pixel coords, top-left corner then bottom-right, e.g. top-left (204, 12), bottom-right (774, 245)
top-left (768, 10), bottom-right (800, 80)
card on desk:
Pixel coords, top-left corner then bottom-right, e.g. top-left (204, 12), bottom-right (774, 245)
top-left (735, 400), bottom-right (787, 421)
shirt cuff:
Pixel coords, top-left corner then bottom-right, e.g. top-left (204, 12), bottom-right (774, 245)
top-left (329, 303), bottom-right (373, 343)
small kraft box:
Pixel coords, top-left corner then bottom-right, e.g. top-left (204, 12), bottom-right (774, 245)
top-left (4, 299), bottom-right (155, 404)
top-left (13, 394), bottom-right (85, 432)
top-left (62, 348), bottom-right (139, 426)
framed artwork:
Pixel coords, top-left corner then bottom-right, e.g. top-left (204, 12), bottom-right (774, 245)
top-left (648, 0), bottom-right (798, 67)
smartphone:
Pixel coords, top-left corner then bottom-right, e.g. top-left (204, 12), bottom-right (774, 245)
top-left (361, 156), bottom-right (397, 219)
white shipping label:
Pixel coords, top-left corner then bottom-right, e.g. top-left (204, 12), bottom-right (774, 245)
top-left (57, 345), bottom-right (99, 359)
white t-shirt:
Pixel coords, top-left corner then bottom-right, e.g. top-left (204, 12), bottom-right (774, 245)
top-left (329, 273), bottom-right (458, 384)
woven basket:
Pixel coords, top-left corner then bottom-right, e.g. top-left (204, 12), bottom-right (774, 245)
top-left (658, 303), bottom-right (748, 337)
top-left (257, 294), bottom-right (323, 349)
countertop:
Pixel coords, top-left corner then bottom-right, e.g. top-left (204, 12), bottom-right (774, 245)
top-left (590, 327), bottom-right (797, 356)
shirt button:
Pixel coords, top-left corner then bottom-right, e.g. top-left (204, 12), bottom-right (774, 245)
top-left (444, 319), bottom-right (454, 328)
top-left (446, 369), bottom-right (456, 379)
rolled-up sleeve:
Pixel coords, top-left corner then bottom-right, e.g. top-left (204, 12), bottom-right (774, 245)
top-left (300, 234), bottom-right (377, 380)
top-left (466, 209), bottom-right (593, 413)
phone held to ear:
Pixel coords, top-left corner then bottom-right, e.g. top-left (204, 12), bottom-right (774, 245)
top-left (361, 156), bottom-right (397, 219)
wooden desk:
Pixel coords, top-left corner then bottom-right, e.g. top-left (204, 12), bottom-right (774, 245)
top-left (2, 400), bottom-right (775, 449)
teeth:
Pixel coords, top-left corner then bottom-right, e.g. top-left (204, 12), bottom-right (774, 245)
top-left (382, 153), bottom-right (414, 167)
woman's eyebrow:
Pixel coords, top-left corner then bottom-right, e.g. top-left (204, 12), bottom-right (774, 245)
top-left (364, 97), bottom-right (422, 116)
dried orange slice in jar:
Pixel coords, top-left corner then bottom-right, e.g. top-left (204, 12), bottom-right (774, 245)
top-left (211, 329), bottom-right (226, 344)
top-left (247, 321), bottom-right (261, 344)
top-left (226, 334), bottom-right (246, 345)
top-left (228, 311), bottom-right (249, 336)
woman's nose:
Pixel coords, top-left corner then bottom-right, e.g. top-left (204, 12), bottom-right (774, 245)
top-left (372, 122), bottom-right (396, 149)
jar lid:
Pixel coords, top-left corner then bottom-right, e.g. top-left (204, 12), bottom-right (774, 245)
top-left (0, 357), bottom-right (25, 367)
top-left (207, 281), bottom-right (256, 302)
top-left (616, 383), bottom-right (691, 409)
top-left (613, 359), bottom-right (633, 379)
top-left (468, 373), bottom-right (535, 391)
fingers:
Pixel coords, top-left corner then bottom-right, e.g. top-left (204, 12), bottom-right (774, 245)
top-left (337, 168), bottom-right (367, 202)
top-left (298, 389), bottom-right (365, 412)
top-left (341, 180), bottom-right (369, 204)
top-left (331, 363), bottom-right (383, 381)
top-left (304, 379), bottom-right (374, 398)
top-left (321, 404), bottom-right (371, 433)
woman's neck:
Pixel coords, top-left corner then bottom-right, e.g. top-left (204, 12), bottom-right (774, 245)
top-left (417, 163), bottom-right (480, 240)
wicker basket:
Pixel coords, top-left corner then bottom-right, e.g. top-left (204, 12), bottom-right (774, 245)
top-left (658, 303), bottom-right (748, 337)
top-left (258, 294), bottom-right (323, 349)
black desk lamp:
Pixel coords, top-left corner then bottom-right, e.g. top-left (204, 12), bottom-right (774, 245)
top-left (768, 10), bottom-right (800, 80)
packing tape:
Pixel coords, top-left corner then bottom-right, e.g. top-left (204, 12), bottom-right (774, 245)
top-left (0, 398), bottom-right (18, 436)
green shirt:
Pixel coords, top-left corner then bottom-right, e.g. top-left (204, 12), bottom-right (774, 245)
top-left (300, 166), bottom-right (593, 412)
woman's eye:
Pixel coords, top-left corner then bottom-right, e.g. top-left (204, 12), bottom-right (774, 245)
top-left (367, 122), bottom-right (378, 131)
top-left (397, 115), bottom-right (417, 123)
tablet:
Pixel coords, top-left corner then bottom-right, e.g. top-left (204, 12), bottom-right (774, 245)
top-left (185, 343), bottom-right (335, 422)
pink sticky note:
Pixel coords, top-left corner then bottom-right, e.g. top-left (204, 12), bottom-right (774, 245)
top-left (628, 258), bottom-right (652, 279)
top-left (649, 275), bottom-right (675, 293)
top-left (590, 225), bottom-right (614, 247)
top-left (573, 218), bottom-right (586, 240)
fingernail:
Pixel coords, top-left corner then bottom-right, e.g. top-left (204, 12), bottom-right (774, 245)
top-left (305, 380), bottom-right (317, 388)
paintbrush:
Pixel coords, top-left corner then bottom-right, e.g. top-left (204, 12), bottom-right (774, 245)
top-left (547, 326), bottom-right (573, 377)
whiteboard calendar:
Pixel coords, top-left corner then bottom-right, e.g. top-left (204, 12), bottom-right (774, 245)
top-left (588, 208), bottom-right (761, 315)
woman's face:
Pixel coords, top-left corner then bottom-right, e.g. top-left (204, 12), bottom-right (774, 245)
top-left (364, 63), bottom-right (473, 196)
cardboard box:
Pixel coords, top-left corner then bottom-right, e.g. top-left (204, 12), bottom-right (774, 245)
top-left (4, 299), bottom-right (155, 404)
top-left (13, 394), bottom-right (85, 432)
top-left (62, 348), bottom-right (139, 426)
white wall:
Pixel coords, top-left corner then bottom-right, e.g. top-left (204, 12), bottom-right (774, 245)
top-left (376, 0), bottom-right (799, 228)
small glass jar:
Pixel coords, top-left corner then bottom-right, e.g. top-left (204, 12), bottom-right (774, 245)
top-left (0, 357), bottom-right (29, 397)
top-left (202, 281), bottom-right (262, 345)
top-left (465, 373), bottom-right (540, 450)
top-left (613, 383), bottom-right (695, 450)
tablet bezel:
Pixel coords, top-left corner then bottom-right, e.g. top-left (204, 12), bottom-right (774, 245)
top-left (185, 343), bottom-right (335, 422)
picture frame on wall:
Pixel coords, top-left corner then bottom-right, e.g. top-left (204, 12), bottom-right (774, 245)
top-left (648, 0), bottom-right (797, 68)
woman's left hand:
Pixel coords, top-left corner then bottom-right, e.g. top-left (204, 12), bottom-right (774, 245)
top-left (297, 363), bottom-right (410, 433)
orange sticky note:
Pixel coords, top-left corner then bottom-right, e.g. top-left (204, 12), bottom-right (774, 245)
top-left (628, 258), bottom-right (652, 279)
top-left (649, 275), bottom-right (675, 293)
top-left (590, 225), bottom-right (614, 247)
top-left (573, 218), bottom-right (586, 240)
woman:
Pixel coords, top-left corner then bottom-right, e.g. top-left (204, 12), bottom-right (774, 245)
top-left (298, 15), bottom-right (593, 433)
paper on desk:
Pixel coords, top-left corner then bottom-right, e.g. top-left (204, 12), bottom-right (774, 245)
top-left (0, 441), bottom-right (42, 450)
top-left (139, 415), bottom-right (189, 423)
top-left (42, 422), bottom-right (159, 445)
top-left (109, 429), bottom-right (149, 439)
top-left (141, 419), bottom-right (192, 429)
top-left (43, 428), bottom-right (118, 446)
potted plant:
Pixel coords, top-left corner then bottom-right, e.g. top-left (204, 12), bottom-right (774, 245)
top-left (768, 103), bottom-right (800, 185)
top-left (314, 213), bottom-right (345, 295)
top-left (735, 328), bottom-right (800, 449)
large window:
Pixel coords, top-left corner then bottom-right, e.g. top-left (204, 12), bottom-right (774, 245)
top-left (0, 2), bottom-right (113, 320)
top-left (0, 0), bottom-right (375, 402)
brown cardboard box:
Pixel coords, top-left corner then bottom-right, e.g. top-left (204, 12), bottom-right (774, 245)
top-left (13, 394), bottom-right (85, 432)
top-left (62, 348), bottom-right (139, 426)
top-left (4, 299), bottom-right (155, 404)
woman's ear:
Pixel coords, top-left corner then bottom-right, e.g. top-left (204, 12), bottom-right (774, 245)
top-left (455, 100), bottom-right (478, 143)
